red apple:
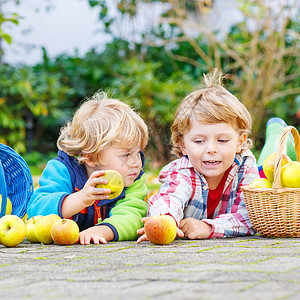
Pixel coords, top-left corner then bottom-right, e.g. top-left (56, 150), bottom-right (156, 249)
top-left (51, 219), bottom-right (79, 245)
top-left (144, 215), bottom-right (177, 245)
top-left (262, 152), bottom-right (292, 182)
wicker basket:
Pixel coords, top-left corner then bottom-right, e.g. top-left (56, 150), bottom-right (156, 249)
top-left (242, 126), bottom-right (300, 238)
top-left (0, 144), bottom-right (33, 218)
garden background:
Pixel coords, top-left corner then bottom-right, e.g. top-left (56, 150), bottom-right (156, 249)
top-left (0, 0), bottom-right (299, 195)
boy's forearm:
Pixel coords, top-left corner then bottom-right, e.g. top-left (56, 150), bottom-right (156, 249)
top-left (61, 192), bottom-right (87, 218)
top-left (96, 225), bottom-right (115, 242)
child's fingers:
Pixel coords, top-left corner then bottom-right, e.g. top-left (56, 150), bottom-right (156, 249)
top-left (94, 177), bottom-right (108, 186)
top-left (78, 232), bottom-right (107, 245)
top-left (92, 236), bottom-right (107, 245)
top-left (136, 234), bottom-right (148, 243)
top-left (95, 187), bottom-right (111, 196)
top-left (90, 170), bottom-right (106, 179)
top-left (177, 227), bottom-right (184, 238)
top-left (137, 227), bottom-right (145, 235)
top-left (141, 217), bottom-right (148, 224)
top-left (79, 233), bottom-right (91, 245)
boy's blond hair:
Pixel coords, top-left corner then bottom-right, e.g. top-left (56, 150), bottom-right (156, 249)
top-left (57, 92), bottom-right (148, 164)
top-left (171, 69), bottom-right (253, 157)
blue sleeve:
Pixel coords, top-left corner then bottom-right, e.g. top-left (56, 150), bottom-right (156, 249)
top-left (27, 159), bottom-right (73, 218)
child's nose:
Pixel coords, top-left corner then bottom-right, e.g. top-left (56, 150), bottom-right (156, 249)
top-left (206, 142), bottom-right (217, 153)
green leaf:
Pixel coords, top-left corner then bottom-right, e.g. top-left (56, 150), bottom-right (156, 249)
top-left (2, 33), bottom-right (12, 44)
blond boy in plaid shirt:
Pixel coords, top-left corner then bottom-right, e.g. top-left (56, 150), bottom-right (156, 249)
top-left (138, 70), bottom-right (259, 242)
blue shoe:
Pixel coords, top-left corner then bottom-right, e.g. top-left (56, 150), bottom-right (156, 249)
top-left (266, 117), bottom-right (288, 128)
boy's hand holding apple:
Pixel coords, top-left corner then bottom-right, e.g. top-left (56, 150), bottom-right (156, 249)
top-left (61, 170), bottom-right (123, 219)
top-left (80, 170), bottom-right (112, 206)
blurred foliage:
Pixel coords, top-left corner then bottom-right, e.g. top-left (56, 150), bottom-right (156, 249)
top-left (0, 59), bottom-right (75, 153)
top-left (0, 12), bottom-right (19, 45)
top-left (111, 56), bottom-right (198, 164)
top-left (87, 0), bottom-right (300, 151)
top-left (0, 0), bottom-right (299, 171)
top-left (22, 150), bottom-right (56, 176)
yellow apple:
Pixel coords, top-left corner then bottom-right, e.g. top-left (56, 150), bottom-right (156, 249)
top-left (249, 178), bottom-right (272, 188)
top-left (263, 152), bottom-right (291, 182)
top-left (0, 195), bottom-right (12, 215)
top-left (0, 215), bottom-right (26, 247)
top-left (51, 219), bottom-right (79, 245)
top-left (25, 215), bottom-right (43, 243)
top-left (144, 215), bottom-right (177, 245)
top-left (34, 214), bottom-right (61, 244)
top-left (96, 170), bottom-right (124, 199)
top-left (280, 161), bottom-right (300, 188)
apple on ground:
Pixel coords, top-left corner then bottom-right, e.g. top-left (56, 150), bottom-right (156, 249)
top-left (249, 178), bottom-right (272, 188)
top-left (0, 215), bottom-right (26, 247)
top-left (280, 161), bottom-right (300, 188)
top-left (34, 214), bottom-right (61, 244)
top-left (144, 215), bottom-right (177, 245)
top-left (51, 219), bottom-right (79, 245)
top-left (25, 215), bottom-right (43, 243)
top-left (262, 152), bottom-right (291, 182)
top-left (96, 170), bottom-right (124, 199)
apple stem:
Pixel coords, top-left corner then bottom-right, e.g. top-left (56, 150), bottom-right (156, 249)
top-left (62, 219), bottom-right (66, 224)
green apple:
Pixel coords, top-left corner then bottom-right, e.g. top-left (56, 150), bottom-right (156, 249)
top-left (34, 214), bottom-right (61, 244)
top-left (0, 215), bottom-right (26, 247)
top-left (144, 215), bottom-right (177, 245)
top-left (25, 215), bottom-right (43, 243)
top-left (51, 219), bottom-right (79, 245)
top-left (249, 178), bottom-right (272, 188)
top-left (281, 161), bottom-right (300, 188)
top-left (96, 170), bottom-right (124, 199)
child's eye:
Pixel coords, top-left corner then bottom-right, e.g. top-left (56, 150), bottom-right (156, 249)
top-left (122, 153), bottom-right (131, 158)
top-left (218, 139), bottom-right (228, 143)
top-left (194, 140), bottom-right (204, 144)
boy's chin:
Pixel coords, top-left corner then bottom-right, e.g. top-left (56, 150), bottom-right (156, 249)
top-left (123, 179), bottom-right (134, 188)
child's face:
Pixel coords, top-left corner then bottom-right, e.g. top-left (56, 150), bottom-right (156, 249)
top-left (180, 120), bottom-right (246, 188)
top-left (86, 146), bottom-right (143, 187)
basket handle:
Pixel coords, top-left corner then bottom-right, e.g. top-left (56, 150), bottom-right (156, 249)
top-left (0, 160), bottom-right (8, 217)
top-left (273, 126), bottom-right (300, 189)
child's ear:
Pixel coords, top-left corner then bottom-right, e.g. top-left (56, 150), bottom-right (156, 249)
top-left (179, 137), bottom-right (188, 155)
top-left (236, 132), bottom-right (247, 153)
top-left (84, 155), bottom-right (97, 167)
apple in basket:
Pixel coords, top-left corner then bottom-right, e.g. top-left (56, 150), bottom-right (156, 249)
top-left (25, 215), bottom-right (43, 243)
top-left (0, 195), bottom-right (12, 215)
top-left (0, 215), bottom-right (26, 247)
top-left (249, 178), bottom-right (272, 188)
top-left (144, 215), bottom-right (177, 245)
top-left (51, 219), bottom-right (79, 245)
top-left (280, 161), bottom-right (300, 188)
top-left (34, 214), bottom-right (61, 244)
top-left (262, 152), bottom-right (291, 182)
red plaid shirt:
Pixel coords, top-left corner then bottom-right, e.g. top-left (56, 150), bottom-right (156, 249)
top-left (147, 150), bottom-right (259, 238)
